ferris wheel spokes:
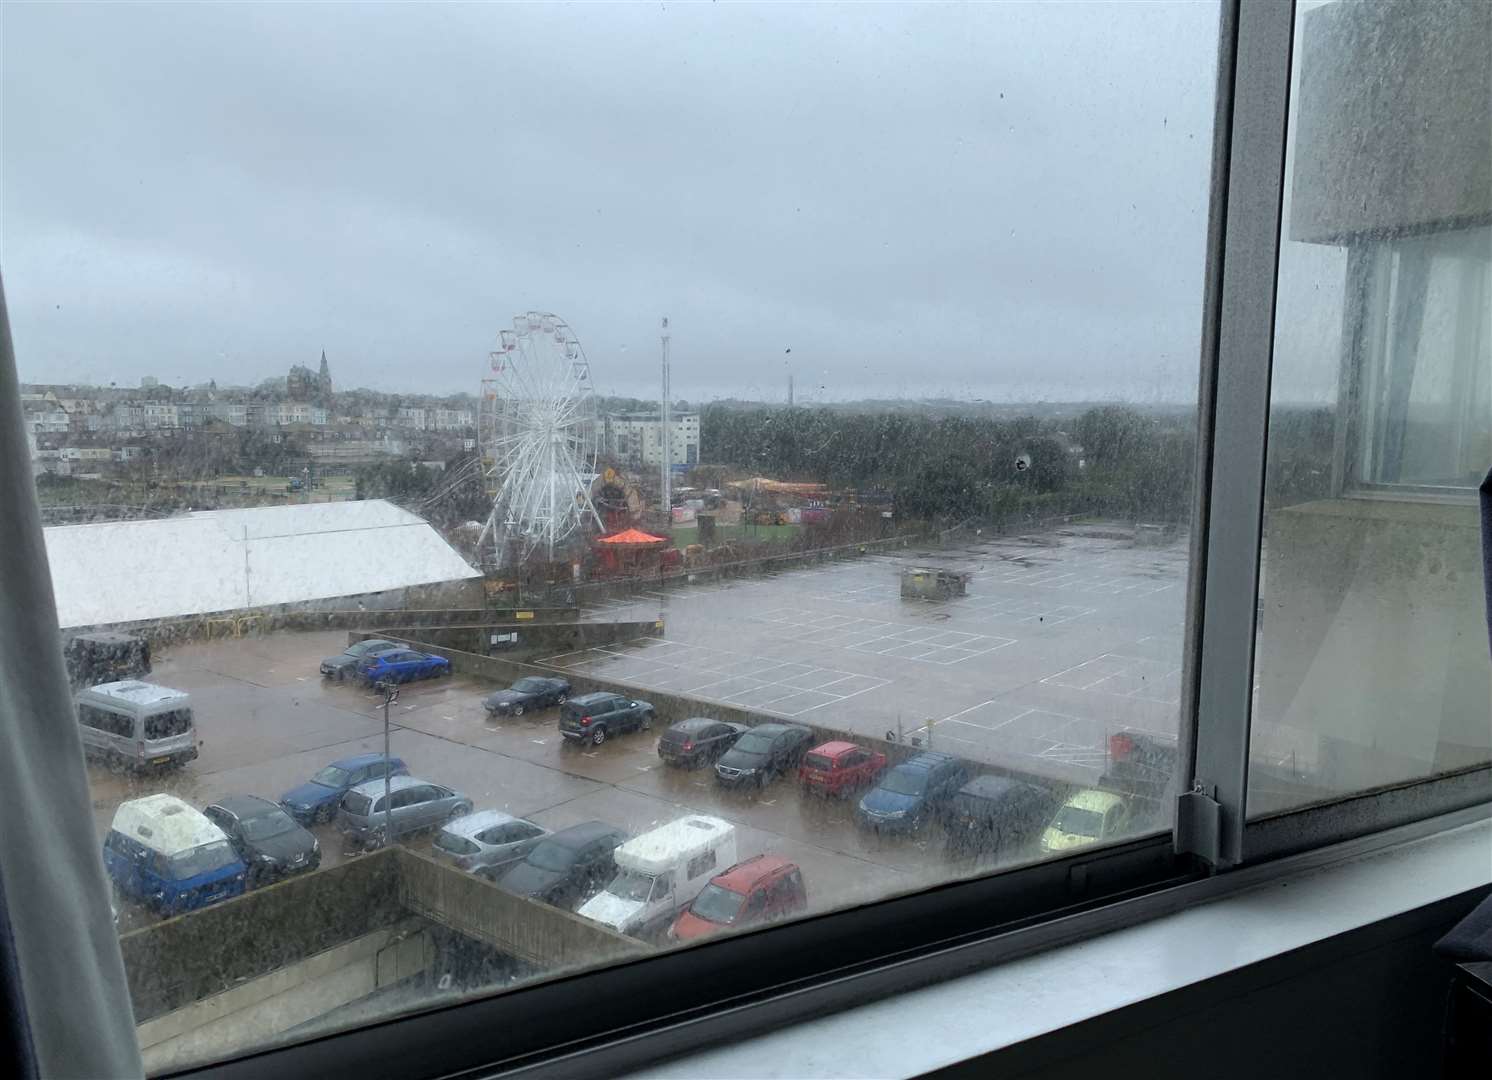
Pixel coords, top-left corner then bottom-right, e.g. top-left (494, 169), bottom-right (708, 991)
top-left (476, 311), bottom-right (602, 568)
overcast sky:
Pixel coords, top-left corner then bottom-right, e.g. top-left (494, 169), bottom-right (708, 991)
top-left (3, 1), bottom-right (1267, 403)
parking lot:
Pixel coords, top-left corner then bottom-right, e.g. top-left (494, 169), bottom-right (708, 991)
top-left (551, 523), bottom-right (1189, 787)
top-left (92, 631), bottom-right (986, 932)
top-left (92, 522), bottom-right (1190, 934)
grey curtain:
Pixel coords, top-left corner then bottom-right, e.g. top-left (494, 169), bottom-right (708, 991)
top-left (0, 275), bottom-right (143, 1077)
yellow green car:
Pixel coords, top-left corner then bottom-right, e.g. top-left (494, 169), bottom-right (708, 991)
top-left (1040, 789), bottom-right (1130, 854)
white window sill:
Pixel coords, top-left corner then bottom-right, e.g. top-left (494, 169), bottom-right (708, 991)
top-left (625, 815), bottom-right (1492, 1080)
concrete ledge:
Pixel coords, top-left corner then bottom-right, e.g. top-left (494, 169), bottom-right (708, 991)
top-left (368, 619), bottom-right (661, 661)
top-left (136, 917), bottom-right (431, 1070)
top-left (397, 849), bottom-right (645, 970)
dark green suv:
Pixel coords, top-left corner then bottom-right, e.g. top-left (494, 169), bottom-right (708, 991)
top-left (558, 692), bottom-right (656, 746)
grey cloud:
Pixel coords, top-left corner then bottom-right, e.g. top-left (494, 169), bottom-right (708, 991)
top-left (3, 1), bottom-right (1222, 401)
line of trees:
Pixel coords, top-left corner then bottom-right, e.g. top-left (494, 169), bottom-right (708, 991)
top-left (701, 401), bottom-right (1337, 529)
top-left (699, 404), bottom-right (1207, 526)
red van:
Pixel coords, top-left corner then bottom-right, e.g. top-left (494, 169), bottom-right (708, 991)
top-left (798, 740), bottom-right (887, 797)
top-left (668, 854), bottom-right (806, 941)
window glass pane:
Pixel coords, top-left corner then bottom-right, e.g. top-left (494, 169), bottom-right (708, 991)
top-left (1251, 0), bottom-right (1492, 816)
top-left (4, 0), bottom-right (1217, 1067)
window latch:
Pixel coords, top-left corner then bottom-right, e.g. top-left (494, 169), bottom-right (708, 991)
top-left (1176, 783), bottom-right (1223, 869)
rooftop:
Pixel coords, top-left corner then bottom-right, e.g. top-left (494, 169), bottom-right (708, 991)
top-left (616, 816), bottom-right (733, 873)
top-left (44, 500), bottom-right (479, 629)
top-left (111, 795), bottom-right (226, 856)
top-left (81, 681), bottom-right (187, 707)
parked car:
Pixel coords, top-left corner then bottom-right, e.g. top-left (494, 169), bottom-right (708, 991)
top-left (432, 811), bottom-right (550, 873)
top-left (203, 794), bottom-right (320, 886)
top-left (1040, 789), bottom-right (1131, 854)
top-left (75, 680), bottom-right (197, 771)
top-left (577, 816), bottom-right (736, 938)
top-left (488, 821), bottom-right (630, 910)
top-left (355, 649), bottom-right (451, 685)
top-left (714, 723), bottom-right (816, 788)
top-left (657, 718), bottom-right (748, 768)
top-left (856, 752), bottom-right (969, 832)
top-left (798, 740), bottom-right (887, 797)
top-left (279, 752), bottom-right (409, 825)
top-left (944, 776), bottom-right (1061, 859)
top-left (483, 676), bottom-right (571, 717)
top-left (668, 854), bottom-right (807, 942)
top-left (337, 775), bottom-right (472, 849)
top-left (558, 692), bottom-right (656, 746)
top-left (319, 639), bottom-right (402, 680)
top-left (103, 794), bottom-right (246, 915)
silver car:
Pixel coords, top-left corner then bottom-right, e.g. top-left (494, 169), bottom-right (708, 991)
top-left (336, 775), bottom-right (472, 849)
top-left (431, 810), bottom-right (550, 873)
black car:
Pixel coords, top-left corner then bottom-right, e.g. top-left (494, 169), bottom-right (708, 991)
top-left (944, 775), bottom-right (1061, 858)
top-left (714, 723), bottom-right (816, 788)
top-left (484, 676), bottom-right (572, 717)
top-left (856, 751), bottom-right (970, 833)
top-left (558, 693), bottom-right (656, 746)
top-left (319, 639), bottom-right (401, 680)
top-left (203, 794), bottom-right (320, 886)
top-left (658, 717), bottom-right (748, 768)
top-left (487, 821), bottom-right (629, 910)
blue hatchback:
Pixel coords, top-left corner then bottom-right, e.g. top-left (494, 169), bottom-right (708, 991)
top-left (856, 752), bottom-right (970, 833)
top-left (355, 649), bottom-right (451, 685)
top-left (279, 752), bottom-right (409, 824)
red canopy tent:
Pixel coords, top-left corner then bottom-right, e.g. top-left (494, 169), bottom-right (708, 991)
top-left (593, 527), bottom-right (672, 576)
top-left (595, 528), bottom-right (667, 546)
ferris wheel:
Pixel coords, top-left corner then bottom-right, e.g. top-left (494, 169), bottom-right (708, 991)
top-left (477, 312), bottom-right (603, 567)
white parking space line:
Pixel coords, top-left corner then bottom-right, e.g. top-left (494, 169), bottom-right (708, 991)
top-left (1040, 652), bottom-right (1182, 705)
top-left (748, 608), bottom-right (1016, 666)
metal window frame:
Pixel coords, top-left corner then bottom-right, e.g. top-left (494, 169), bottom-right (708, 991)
top-left (1181, 0), bottom-right (1491, 869)
top-left (1179, 0), bottom-right (1296, 870)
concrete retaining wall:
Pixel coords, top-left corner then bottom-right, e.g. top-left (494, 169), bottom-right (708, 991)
top-left (136, 919), bottom-right (433, 1074)
top-left (120, 846), bottom-right (645, 1039)
top-left (119, 848), bottom-right (406, 1022)
top-left (397, 849), bottom-right (645, 970)
top-left (370, 619), bottom-right (661, 660)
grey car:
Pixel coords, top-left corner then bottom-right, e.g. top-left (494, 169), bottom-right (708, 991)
top-left (319, 639), bottom-right (401, 680)
top-left (336, 775), bottom-right (472, 849)
top-left (431, 810), bottom-right (550, 873)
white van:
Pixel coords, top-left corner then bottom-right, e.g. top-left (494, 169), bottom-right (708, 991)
top-left (577, 815), bottom-right (736, 938)
top-left (103, 794), bottom-right (246, 915)
top-left (75, 681), bottom-right (198, 770)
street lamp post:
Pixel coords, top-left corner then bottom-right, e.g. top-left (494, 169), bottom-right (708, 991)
top-left (377, 679), bottom-right (399, 848)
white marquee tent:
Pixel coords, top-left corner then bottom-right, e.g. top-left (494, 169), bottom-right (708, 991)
top-left (44, 501), bottom-right (480, 629)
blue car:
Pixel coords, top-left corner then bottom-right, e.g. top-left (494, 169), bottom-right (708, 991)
top-left (856, 752), bottom-right (970, 833)
top-left (355, 649), bottom-right (451, 685)
top-left (279, 752), bottom-right (409, 825)
top-left (104, 794), bottom-right (246, 916)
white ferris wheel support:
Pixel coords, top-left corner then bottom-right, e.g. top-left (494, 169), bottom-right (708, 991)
top-left (477, 312), bottom-right (603, 567)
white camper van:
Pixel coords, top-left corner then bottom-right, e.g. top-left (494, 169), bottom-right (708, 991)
top-left (576, 815), bottom-right (736, 938)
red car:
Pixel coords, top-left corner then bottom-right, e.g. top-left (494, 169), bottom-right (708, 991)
top-left (798, 740), bottom-right (887, 797)
top-left (668, 855), bottom-right (807, 942)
